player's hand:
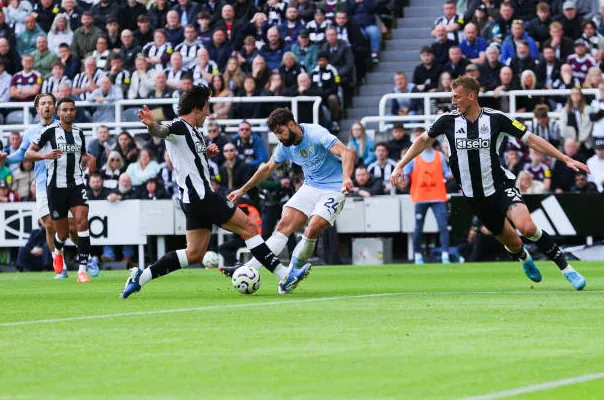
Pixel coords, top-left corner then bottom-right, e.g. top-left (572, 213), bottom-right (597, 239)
top-left (45, 149), bottom-right (62, 159)
top-left (341, 177), bottom-right (353, 194)
top-left (565, 158), bottom-right (590, 174)
top-left (227, 188), bottom-right (245, 203)
top-left (390, 167), bottom-right (403, 188)
top-left (137, 105), bottom-right (156, 127)
top-left (206, 143), bottom-right (219, 158)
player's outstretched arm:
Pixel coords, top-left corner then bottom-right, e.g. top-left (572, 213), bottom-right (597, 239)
top-left (328, 140), bottom-right (355, 192)
top-left (227, 157), bottom-right (281, 203)
top-left (526, 133), bottom-right (591, 174)
top-left (391, 132), bottom-right (435, 188)
top-left (138, 105), bottom-right (170, 138)
top-left (25, 143), bottom-right (61, 162)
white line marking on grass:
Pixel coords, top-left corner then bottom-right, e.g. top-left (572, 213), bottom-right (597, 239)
top-left (1, 290), bottom-right (602, 327)
top-left (461, 372), bottom-right (604, 400)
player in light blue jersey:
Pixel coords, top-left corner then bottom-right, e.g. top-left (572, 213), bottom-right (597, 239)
top-left (0, 93), bottom-right (99, 279)
top-left (227, 108), bottom-right (355, 294)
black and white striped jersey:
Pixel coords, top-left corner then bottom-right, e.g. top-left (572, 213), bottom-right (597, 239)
top-left (72, 69), bottom-right (106, 100)
top-left (33, 122), bottom-right (87, 189)
top-left (92, 49), bottom-right (111, 70)
top-left (164, 67), bottom-right (189, 84)
top-left (432, 14), bottom-right (465, 43)
top-left (191, 61), bottom-right (218, 86)
top-left (174, 41), bottom-right (203, 70)
top-left (41, 75), bottom-right (71, 95)
top-left (367, 158), bottom-right (398, 187)
top-left (162, 118), bottom-right (213, 203)
top-left (427, 107), bottom-right (530, 198)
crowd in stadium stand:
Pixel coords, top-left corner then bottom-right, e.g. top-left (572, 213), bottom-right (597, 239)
top-left (0, 0), bottom-right (604, 265)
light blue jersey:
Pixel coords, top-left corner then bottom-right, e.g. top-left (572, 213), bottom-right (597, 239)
top-left (272, 123), bottom-right (342, 191)
top-left (6, 120), bottom-right (58, 194)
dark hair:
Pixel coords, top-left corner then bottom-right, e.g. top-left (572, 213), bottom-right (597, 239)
top-left (211, 74), bottom-right (225, 93)
top-left (392, 122), bottom-right (406, 131)
top-left (90, 171), bottom-right (103, 180)
top-left (375, 142), bottom-right (389, 151)
top-left (34, 93), bottom-right (56, 108)
top-left (51, 60), bottom-right (64, 69)
top-left (267, 108), bottom-right (295, 132)
top-left (57, 97), bottom-right (75, 110)
top-left (58, 42), bottom-right (70, 50)
top-left (154, 28), bottom-right (166, 37)
top-left (420, 46), bottom-right (434, 54)
top-left (82, 10), bottom-right (93, 18)
top-left (96, 35), bottom-right (109, 44)
top-left (582, 20), bottom-right (597, 30)
top-left (178, 84), bottom-right (211, 115)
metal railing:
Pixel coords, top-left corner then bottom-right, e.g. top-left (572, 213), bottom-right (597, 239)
top-left (0, 96), bottom-right (322, 141)
top-left (378, 89), bottom-right (600, 132)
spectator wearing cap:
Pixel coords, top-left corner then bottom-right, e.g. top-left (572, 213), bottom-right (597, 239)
top-left (443, 46), bottom-right (469, 79)
top-left (526, 2), bottom-right (552, 48)
top-left (71, 11), bottom-right (102, 59)
top-left (119, 0), bottom-right (148, 32)
top-left (260, 26), bottom-right (288, 71)
top-left (105, 16), bottom-right (121, 50)
top-left (33, 0), bottom-right (61, 33)
top-left (587, 138), bottom-right (604, 191)
top-left (555, 1), bottom-right (582, 40)
top-left (479, 46), bottom-right (503, 91)
top-left (118, 29), bottom-right (142, 71)
top-left (311, 51), bottom-right (341, 133)
top-left (134, 14), bottom-right (154, 46)
top-left (432, 0), bottom-right (465, 44)
top-left (499, 20), bottom-right (539, 65)
top-left (345, 0), bottom-right (381, 63)
top-left (458, 23), bottom-right (488, 65)
top-left (567, 39), bottom-right (596, 83)
top-left (543, 21), bottom-right (574, 62)
top-left (387, 123), bottom-right (411, 161)
top-left (306, 8), bottom-right (328, 45)
top-left (90, 0), bottom-right (119, 31)
top-left (149, 0), bottom-right (170, 31)
top-left (413, 46), bottom-right (442, 92)
top-left (390, 71), bottom-right (422, 116)
top-left (278, 6), bottom-right (305, 47)
top-left (334, 11), bottom-right (370, 83)
top-left (431, 24), bottom-right (456, 64)
top-left (291, 29), bottom-right (319, 72)
top-left (536, 45), bottom-right (562, 89)
top-left (171, 0), bottom-right (201, 28)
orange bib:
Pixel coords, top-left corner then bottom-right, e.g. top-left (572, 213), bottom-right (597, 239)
top-left (410, 151), bottom-right (448, 203)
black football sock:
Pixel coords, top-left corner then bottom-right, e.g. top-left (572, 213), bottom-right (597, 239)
top-left (77, 230), bottom-right (91, 273)
top-left (528, 228), bottom-right (568, 271)
top-left (244, 235), bottom-right (281, 272)
top-left (54, 233), bottom-right (65, 253)
top-left (505, 246), bottom-right (529, 263)
top-left (149, 250), bottom-right (186, 279)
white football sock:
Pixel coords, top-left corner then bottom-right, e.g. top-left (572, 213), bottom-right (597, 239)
top-left (290, 236), bottom-right (317, 269)
top-left (139, 268), bottom-right (152, 286)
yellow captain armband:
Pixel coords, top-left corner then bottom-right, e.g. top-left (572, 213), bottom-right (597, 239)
top-left (512, 119), bottom-right (526, 132)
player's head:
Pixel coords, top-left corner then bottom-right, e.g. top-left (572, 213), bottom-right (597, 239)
top-left (451, 76), bottom-right (481, 114)
top-left (178, 84), bottom-right (211, 125)
top-left (56, 97), bottom-right (76, 123)
top-left (267, 108), bottom-right (298, 147)
top-left (34, 93), bottom-right (56, 119)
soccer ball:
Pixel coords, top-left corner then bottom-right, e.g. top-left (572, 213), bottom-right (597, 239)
top-left (202, 251), bottom-right (219, 268)
top-left (232, 266), bottom-right (261, 294)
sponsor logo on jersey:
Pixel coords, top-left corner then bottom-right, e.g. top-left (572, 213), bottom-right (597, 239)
top-left (456, 138), bottom-right (490, 149)
top-left (58, 143), bottom-right (81, 153)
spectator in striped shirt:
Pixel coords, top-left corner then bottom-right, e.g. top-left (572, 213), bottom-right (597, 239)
top-left (367, 142), bottom-right (398, 194)
top-left (92, 35), bottom-right (111, 71)
top-left (142, 28), bottom-right (174, 71)
top-left (174, 24), bottom-right (202, 70)
top-left (41, 60), bottom-right (71, 96)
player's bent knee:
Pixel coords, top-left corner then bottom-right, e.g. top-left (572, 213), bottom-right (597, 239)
top-left (517, 221), bottom-right (537, 238)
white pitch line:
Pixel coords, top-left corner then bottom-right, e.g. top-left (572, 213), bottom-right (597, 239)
top-left (461, 372), bottom-right (604, 400)
top-left (1, 290), bottom-right (602, 327)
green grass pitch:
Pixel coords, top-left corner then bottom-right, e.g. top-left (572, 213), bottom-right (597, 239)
top-left (1, 261), bottom-right (604, 400)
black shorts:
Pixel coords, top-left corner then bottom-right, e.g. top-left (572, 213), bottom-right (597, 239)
top-left (48, 184), bottom-right (89, 220)
top-left (466, 180), bottom-right (525, 236)
top-left (180, 191), bottom-right (237, 231)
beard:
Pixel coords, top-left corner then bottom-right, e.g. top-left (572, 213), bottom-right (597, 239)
top-left (280, 129), bottom-right (296, 146)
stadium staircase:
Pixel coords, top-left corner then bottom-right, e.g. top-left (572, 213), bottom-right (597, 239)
top-left (340, 0), bottom-right (444, 139)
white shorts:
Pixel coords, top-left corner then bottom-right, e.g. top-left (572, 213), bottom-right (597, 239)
top-left (284, 184), bottom-right (346, 226)
top-left (36, 190), bottom-right (50, 219)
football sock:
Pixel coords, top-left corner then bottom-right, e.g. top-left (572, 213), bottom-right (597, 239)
top-left (245, 235), bottom-right (289, 280)
top-left (148, 249), bottom-right (188, 281)
top-left (77, 230), bottom-right (90, 274)
top-left (245, 231), bottom-right (288, 269)
top-left (527, 227), bottom-right (568, 271)
top-left (290, 236), bottom-right (317, 269)
top-left (505, 246), bottom-right (530, 263)
top-left (54, 233), bottom-right (65, 254)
